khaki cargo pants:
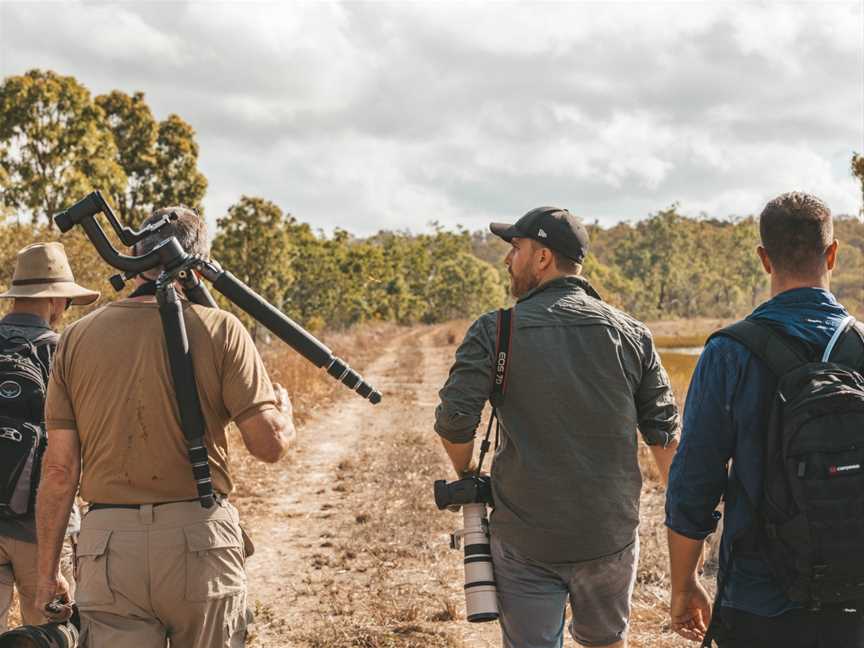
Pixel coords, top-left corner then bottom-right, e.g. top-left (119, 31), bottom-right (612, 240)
top-left (0, 536), bottom-right (75, 630)
top-left (76, 499), bottom-right (247, 648)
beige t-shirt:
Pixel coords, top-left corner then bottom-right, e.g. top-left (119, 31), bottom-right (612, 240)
top-left (45, 299), bottom-right (277, 504)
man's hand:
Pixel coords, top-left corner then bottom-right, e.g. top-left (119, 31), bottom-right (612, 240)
top-left (670, 579), bottom-right (712, 642)
top-left (35, 572), bottom-right (73, 622)
top-left (458, 463), bottom-right (479, 479)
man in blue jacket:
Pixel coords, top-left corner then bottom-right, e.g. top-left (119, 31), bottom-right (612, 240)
top-left (665, 192), bottom-right (864, 646)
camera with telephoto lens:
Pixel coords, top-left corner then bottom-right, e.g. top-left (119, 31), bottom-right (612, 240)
top-left (434, 475), bottom-right (498, 623)
top-left (0, 604), bottom-right (79, 648)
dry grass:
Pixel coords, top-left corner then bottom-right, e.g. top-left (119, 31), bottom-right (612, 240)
top-left (231, 322), bottom-right (400, 505)
top-left (281, 321), bottom-right (709, 648)
top-left (258, 322), bottom-right (402, 425)
top-left (636, 328), bottom-right (716, 647)
top-left (288, 430), bottom-right (466, 648)
top-left (645, 318), bottom-right (730, 339)
top-left (234, 319), bottom-right (716, 648)
top-left (268, 331), bottom-right (466, 648)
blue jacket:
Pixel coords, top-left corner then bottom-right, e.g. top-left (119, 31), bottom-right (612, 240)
top-left (665, 287), bottom-right (851, 616)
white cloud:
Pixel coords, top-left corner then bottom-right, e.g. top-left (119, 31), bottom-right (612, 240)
top-left (0, 0), bottom-right (861, 234)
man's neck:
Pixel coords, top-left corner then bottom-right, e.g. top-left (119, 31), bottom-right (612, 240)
top-left (128, 276), bottom-right (158, 301)
top-left (770, 274), bottom-right (830, 298)
top-left (537, 271), bottom-right (578, 290)
top-left (9, 300), bottom-right (51, 323)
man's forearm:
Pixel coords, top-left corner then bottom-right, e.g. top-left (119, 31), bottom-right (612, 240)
top-left (440, 438), bottom-right (476, 477)
top-left (649, 438), bottom-right (679, 486)
top-left (667, 527), bottom-right (706, 592)
top-left (36, 467), bottom-right (78, 585)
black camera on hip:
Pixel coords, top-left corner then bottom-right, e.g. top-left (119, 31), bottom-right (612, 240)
top-left (0, 606), bottom-right (79, 648)
top-left (433, 474), bottom-right (493, 510)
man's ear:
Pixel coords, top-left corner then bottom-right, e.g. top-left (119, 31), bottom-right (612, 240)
top-left (757, 245), bottom-right (772, 274)
top-left (536, 245), bottom-right (555, 272)
top-left (825, 239), bottom-right (839, 271)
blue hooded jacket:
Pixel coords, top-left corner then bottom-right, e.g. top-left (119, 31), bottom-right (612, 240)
top-left (665, 287), bottom-right (851, 616)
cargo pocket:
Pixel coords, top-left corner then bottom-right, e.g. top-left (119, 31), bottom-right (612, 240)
top-left (184, 519), bottom-right (245, 601)
top-left (75, 529), bottom-right (114, 607)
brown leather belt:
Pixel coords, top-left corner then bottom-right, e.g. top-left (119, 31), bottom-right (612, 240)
top-left (88, 497), bottom-right (220, 511)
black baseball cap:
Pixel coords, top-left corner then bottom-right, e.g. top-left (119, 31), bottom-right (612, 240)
top-left (490, 206), bottom-right (590, 263)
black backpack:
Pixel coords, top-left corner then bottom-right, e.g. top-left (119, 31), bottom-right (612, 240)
top-left (710, 316), bottom-right (864, 610)
top-left (0, 332), bottom-right (53, 519)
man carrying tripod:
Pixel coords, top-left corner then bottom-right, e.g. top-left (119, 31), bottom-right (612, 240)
top-left (435, 206), bottom-right (680, 648)
top-left (34, 207), bottom-right (295, 648)
top-left (0, 242), bottom-right (98, 630)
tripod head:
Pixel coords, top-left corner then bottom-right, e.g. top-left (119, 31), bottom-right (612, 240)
top-left (53, 192), bottom-right (382, 404)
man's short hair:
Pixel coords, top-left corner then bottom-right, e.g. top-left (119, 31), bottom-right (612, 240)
top-left (759, 192), bottom-right (833, 276)
top-left (135, 206), bottom-right (209, 263)
top-left (549, 248), bottom-right (582, 275)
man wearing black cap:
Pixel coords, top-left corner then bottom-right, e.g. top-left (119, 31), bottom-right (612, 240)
top-left (435, 207), bottom-right (680, 648)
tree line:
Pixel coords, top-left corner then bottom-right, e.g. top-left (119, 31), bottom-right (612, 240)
top-left (2, 69), bottom-right (863, 333)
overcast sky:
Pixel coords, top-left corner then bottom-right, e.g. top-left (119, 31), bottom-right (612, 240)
top-left (1, 1), bottom-right (862, 235)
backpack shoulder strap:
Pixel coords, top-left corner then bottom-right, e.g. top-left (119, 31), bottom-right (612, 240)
top-left (32, 332), bottom-right (57, 381)
top-left (0, 330), bottom-right (54, 352)
top-left (708, 320), bottom-right (805, 377)
top-left (826, 317), bottom-right (864, 369)
top-left (0, 331), bottom-right (30, 351)
top-left (30, 330), bottom-right (57, 347)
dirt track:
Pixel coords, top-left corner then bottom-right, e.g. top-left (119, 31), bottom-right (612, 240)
top-left (235, 325), bottom-right (496, 647)
top-left (234, 324), bottom-right (690, 648)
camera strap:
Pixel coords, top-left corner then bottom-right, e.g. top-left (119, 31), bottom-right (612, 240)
top-left (156, 284), bottom-right (216, 509)
top-left (477, 307), bottom-right (513, 475)
top-left (128, 278), bottom-right (216, 507)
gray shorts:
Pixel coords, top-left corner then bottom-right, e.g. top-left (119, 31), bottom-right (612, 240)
top-left (491, 534), bottom-right (638, 648)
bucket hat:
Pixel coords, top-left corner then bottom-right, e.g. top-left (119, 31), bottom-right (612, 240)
top-left (0, 242), bottom-right (99, 306)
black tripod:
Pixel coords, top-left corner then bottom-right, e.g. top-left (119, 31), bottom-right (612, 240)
top-left (54, 192), bottom-right (382, 508)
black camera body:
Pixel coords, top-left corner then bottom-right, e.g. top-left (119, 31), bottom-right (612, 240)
top-left (434, 474), bottom-right (493, 510)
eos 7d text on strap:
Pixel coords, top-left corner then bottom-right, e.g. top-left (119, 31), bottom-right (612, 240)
top-left (476, 307), bottom-right (514, 476)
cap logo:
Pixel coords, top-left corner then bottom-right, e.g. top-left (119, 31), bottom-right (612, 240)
top-left (537, 228), bottom-right (548, 238)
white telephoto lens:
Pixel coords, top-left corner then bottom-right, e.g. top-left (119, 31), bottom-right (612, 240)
top-left (461, 503), bottom-right (499, 622)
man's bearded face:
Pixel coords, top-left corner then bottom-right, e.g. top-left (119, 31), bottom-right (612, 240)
top-left (505, 238), bottom-right (541, 299)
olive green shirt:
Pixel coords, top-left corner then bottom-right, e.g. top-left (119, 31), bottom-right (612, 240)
top-left (435, 276), bottom-right (679, 562)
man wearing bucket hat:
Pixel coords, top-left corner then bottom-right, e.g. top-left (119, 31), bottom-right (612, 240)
top-left (435, 207), bottom-right (680, 648)
top-left (0, 242), bottom-right (98, 630)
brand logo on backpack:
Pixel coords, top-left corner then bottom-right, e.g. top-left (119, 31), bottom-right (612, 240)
top-left (829, 463), bottom-right (862, 477)
top-left (0, 428), bottom-right (22, 443)
top-left (0, 380), bottom-right (22, 399)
